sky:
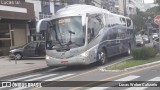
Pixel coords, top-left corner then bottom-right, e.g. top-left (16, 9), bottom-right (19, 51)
top-left (144, 0), bottom-right (154, 3)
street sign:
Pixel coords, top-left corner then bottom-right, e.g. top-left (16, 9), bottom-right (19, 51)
top-left (154, 15), bottom-right (160, 25)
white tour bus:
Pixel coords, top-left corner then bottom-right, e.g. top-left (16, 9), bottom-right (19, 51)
top-left (36, 4), bottom-right (135, 67)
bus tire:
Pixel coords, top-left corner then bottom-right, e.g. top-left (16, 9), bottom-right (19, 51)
top-left (98, 48), bottom-right (107, 65)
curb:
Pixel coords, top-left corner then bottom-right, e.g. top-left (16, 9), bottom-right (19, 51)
top-left (0, 66), bottom-right (52, 80)
top-left (99, 60), bottom-right (160, 72)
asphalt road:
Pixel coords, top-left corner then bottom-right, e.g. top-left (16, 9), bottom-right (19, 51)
top-left (0, 54), bottom-right (160, 90)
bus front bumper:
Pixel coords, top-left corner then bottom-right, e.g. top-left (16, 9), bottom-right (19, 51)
top-left (45, 55), bottom-right (92, 66)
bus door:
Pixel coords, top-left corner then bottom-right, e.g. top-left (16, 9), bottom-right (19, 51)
top-left (107, 28), bottom-right (120, 56)
top-left (117, 28), bottom-right (127, 53)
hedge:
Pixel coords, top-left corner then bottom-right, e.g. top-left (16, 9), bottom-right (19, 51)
top-left (131, 47), bottom-right (158, 60)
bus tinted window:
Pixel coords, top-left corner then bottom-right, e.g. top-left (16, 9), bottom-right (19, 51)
top-left (87, 14), bottom-right (103, 43)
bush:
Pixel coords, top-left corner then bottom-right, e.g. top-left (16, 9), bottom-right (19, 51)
top-left (131, 47), bottom-right (158, 60)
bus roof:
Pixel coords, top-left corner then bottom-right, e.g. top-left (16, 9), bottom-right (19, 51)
top-left (56, 4), bottom-right (110, 15)
top-left (54, 4), bottom-right (130, 19)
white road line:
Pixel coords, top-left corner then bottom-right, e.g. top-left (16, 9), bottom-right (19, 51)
top-left (26, 74), bottom-right (57, 81)
top-left (9, 74), bottom-right (42, 81)
top-left (85, 75), bottom-right (140, 90)
top-left (148, 77), bottom-right (160, 81)
top-left (125, 77), bottom-right (160, 90)
top-left (115, 75), bottom-right (140, 81)
top-left (45, 74), bottom-right (74, 81)
top-left (86, 87), bottom-right (109, 90)
top-left (10, 74), bottom-right (74, 90)
top-left (125, 87), bottom-right (147, 90)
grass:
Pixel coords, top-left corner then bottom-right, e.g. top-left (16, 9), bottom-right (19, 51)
top-left (106, 56), bottom-right (160, 70)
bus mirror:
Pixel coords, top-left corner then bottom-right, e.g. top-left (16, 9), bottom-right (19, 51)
top-left (39, 21), bottom-right (48, 32)
top-left (36, 19), bottom-right (48, 33)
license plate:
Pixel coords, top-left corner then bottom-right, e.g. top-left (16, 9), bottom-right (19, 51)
top-left (61, 61), bottom-right (68, 64)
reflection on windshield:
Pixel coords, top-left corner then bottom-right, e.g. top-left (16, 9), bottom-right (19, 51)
top-left (46, 16), bottom-right (85, 50)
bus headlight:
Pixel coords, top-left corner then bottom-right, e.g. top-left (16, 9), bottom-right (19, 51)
top-left (80, 51), bottom-right (89, 57)
top-left (46, 55), bottom-right (52, 60)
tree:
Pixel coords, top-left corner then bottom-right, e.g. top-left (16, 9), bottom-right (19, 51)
top-left (155, 0), bottom-right (160, 6)
top-left (131, 8), bottom-right (148, 32)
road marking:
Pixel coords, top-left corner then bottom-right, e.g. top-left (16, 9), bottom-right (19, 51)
top-left (86, 87), bottom-right (109, 90)
top-left (125, 87), bottom-right (148, 90)
top-left (26, 74), bottom-right (57, 81)
top-left (115, 75), bottom-right (140, 81)
top-left (70, 63), bottom-right (160, 90)
top-left (148, 77), bottom-right (160, 81)
top-left (45, 74), bottom-right (74, 81)
top-left (85, 75), bottom-right (139, 90)
top-left (126, 77), bottom-right (160, 90)
top-left (9, 74), bottom-right (42, 81)
top-left (31, 56), bottom-right (131, 89)
top-left (10, 74), bottom-right (74, 90)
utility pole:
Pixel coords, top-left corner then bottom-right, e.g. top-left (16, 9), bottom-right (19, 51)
top-left (123, 0), bottom-right (126, 16)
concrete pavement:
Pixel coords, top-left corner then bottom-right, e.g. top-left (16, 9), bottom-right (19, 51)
top-left (0, 56), bottom-right (48, 78)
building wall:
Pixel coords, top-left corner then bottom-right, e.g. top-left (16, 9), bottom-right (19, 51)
top-left (0, 1), bottom-right (35, 55)
top-left (117, 0), bottom-right (125, 15)
top-left (126, 0), bottom-right (137, 16)
top-left (12, 24), bottom-right (27, 47)
top-left (116, 0), bottom-right (137, 16)
top-left (26, 0), bottom-right (55, 21)
top-left (25, 0), bottom-right (55, 41)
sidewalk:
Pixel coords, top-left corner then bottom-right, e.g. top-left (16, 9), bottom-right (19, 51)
top-left (0, 56), bottom-right (48, 78)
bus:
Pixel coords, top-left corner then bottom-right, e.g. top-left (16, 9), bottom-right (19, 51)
top-left (36, 4), bottom-right (135, 67)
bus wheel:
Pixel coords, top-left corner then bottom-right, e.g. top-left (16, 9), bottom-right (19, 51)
top-left (98, 49), bottom-right (107, 65)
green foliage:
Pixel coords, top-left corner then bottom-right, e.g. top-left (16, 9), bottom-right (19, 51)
top-left (156, 0), bottom-right (160, 6)
top-left (131, 47), bottom-right (158, 60)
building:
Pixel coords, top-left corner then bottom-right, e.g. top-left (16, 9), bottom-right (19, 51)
top-left (134, 0), bottom-right (145, 11)
top-left (0, 0), bottom-right (35, 55)
top-left (26, 0), bottom-right (55, 41)
top-left (126, 0), bottom-right (137, 16)
top-left (116, 0), bottom-right (137, 16)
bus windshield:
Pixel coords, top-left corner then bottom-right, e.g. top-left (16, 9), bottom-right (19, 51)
top-left (46, 16), bottom-right (85, 50)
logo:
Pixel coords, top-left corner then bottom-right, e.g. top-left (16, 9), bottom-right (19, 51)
top-left (2, 82), bottom-right (11, 87)
top-left (0, 0), bottom-right (24, 5)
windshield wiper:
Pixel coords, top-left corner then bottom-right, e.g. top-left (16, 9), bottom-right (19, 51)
top-left (66, 30), bottom-right (75, 46)
top-left (49, 22), bottom-right (63, 47)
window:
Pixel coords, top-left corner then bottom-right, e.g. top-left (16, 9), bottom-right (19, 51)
top-left (39, 42), bottom-right (45, 49)
top-left (155, 38), bottom-right (159, 42)
top-left (87, 14), bottom-right (103, 43)
top-left (26, 42), bottom-right (37, 49)
top-left (117, 28), bottom-right (127, 39)
top-left (0, 24), bottom-right (10, 38)
top-left (42, 0), bottom-right (50, 6)
top-left (108, 28), bottom-right (118, 40)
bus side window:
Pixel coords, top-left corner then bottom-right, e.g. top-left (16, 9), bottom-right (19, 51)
top-left (87, 14), bottom-right (103, 43)
top-left (108, 29), bottom-right (118, 40)
top-left (117, 28), bottom-right (127, 39)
